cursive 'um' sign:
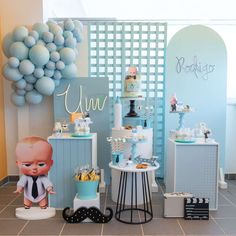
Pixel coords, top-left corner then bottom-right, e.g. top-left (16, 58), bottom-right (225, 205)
top-left (176, 56), bottom-right (215, 80)
top-left (56, 84), bottom-right (108, 114)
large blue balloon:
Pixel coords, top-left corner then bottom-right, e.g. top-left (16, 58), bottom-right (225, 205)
top-left (19, 59), bottom-right (35, 75)
top-left (61, 63), bottom-right (78, 78)
top-left (2, 33), bottom-right (14, 57)
top-left (9, 42), bottom-right (29, 60)
top-left (13, 26), bottom-right (28, 41)
top-left (3, 64), bottom-right (23, 81)
top-left (8, 57), bottom-right (20, 68)
top-left (11, 93), bottom-right (25, 106)
top-left (29, 45), bottom-right (49, 67)
top-left (25, 90), bottom-right (43, 104)
top-left (59, 48), bottom-right (76, 65)
top-left (32, 23), bottom-right (49, 39)
top-left (35, 76), bottom-right (55, 96)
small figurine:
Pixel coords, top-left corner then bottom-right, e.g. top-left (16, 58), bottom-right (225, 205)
top-left (14, 137), bottom-right (56, 209)
top-left (170, 94), bottom-right (178, 111)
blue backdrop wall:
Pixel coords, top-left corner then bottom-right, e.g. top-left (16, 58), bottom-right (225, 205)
top-left (165, 25), bottom-right (227, 169)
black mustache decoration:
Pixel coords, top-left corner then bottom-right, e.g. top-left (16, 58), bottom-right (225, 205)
top-left (62, 206), bottom-right (113, 223)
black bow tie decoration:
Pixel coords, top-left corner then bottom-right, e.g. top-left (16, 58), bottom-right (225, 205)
top-left (62, 206), bottom-right (113, 223)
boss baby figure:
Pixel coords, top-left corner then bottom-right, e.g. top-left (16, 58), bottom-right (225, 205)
top-left (14, 137), bottom-right (55, 210)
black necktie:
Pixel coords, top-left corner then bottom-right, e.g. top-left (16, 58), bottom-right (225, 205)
top-left (31, 176), bottom-right (38, 199)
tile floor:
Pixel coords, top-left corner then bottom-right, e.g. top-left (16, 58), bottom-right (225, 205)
top-left (1, 180), bottom-right (236, 235)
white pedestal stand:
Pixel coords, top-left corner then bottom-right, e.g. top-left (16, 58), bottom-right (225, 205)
top-left (15, 207), bottom-right (56, 220)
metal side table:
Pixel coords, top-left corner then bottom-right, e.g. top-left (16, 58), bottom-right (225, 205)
top-left (109, 162), bottom-right (159, 224)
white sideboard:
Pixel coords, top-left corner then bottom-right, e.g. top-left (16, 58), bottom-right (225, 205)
top-left (165, 138), bottom-right (219, 210)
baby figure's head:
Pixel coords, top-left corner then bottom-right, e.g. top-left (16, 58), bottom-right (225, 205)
top-left (128, 66), bottom-right (137, 76)
top-left (16, 137), bottom-right (53, 176)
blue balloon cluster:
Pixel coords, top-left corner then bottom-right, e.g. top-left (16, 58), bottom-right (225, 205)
top-left (2, 19), bottom-right (83, 106)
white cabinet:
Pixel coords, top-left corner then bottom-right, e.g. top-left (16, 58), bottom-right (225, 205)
top-left (165, 139), bottom-right (219, 210)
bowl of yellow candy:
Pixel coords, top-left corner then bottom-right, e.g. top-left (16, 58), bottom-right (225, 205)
top-left (74, 168), bottom-right (100, 200)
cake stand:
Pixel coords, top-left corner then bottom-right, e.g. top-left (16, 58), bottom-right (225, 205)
top-left (121, 97), bottom-right (144, 117)
top-left (170, 111), bottom-right (192, 130)
top-left (126, 137), bottom-right (146, 161)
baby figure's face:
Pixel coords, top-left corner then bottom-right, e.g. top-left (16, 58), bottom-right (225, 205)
top-left (128, 67), bottom-right (137, 76)
top-left (16, 139), bottom-right (53, 176)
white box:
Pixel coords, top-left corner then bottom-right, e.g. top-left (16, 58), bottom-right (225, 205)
top-left (164, 192), bottom-right (193, 217)
top-left (73, 193), bottom-right (100, 222)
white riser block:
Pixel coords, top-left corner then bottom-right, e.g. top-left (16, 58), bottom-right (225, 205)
top-left (73, 193), bottom-right (100, 222)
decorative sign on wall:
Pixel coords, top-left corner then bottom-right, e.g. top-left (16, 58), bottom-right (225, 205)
top-left (175, 56), bottom-right (215, 80)
top-left (53, 77), bottom-right (110, 183)
top-left (165, 25), bottom-right (227, 169)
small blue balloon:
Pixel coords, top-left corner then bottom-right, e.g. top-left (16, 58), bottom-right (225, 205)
top-left (55, 60), bottom-right (65, 70)
top-left (34, 68), bottom-right (44, 78)
top-left (19, 59), bottom-right (35, 75)
top-left (42, 31), bottom-right (54, 43)
top-left (32, 23), bottom-right (49, 39)
top-left (11, 93), bottom-right (25, 106)
top-left (54, 33), bottom-right (64, 46)
top-left (36, 39), bottom-right (46, 46)
top-left (13, 26), bottom-right (28, 42)
top-left (63, 30), bottom-right (73, 39)
top-left (44, 68), bottom-right (54, 77)
top-left (61, 63), bottom-right (78, 78)
top-left (49, 24), bottom-right (63, 35)
top-left (29, 30), bottom-right (39, 41)
top-left (29, 45), bottom-right (50, 67)
top-left (74, 20), bottom-right (83, 32)
top-left (50, 51), bottom-right (60, 62)
top-left (9, 42), bottom-right (29, 60)
top-left (25, 83), bottom-right (34, 91)
top-left (25, 89), bottom-right (43, 104)
top-left (59, 48), bottom-right (76, 65)
top-left (46, 42), bottom-right (57, 52)
top-left (24, 74), bottom-right (37, 84)
top-left (2, 33), bottom-right (14, 57)
top-left (3, 64), bottom-right (23, 81)
top-left (64, 19), bottom-right (75, 31)
top-left (73, 28), bottom-right (82, 43)
top-left (46, 61), bottom-right (56, 70)
top-left (65, 36), bottom-right (76, 48)
top-left (16, 89), bottom-right (26, 96)
top-left (35, 76), bottom-right (55, 96)
top-left (15, 79), bottom-right (27, 89)
top-left (8, 57), bottom-right (20, 68)
top-left (24, 36), bottom-right (36, 48)
top-left (53, 70), bottom-right (62, 80)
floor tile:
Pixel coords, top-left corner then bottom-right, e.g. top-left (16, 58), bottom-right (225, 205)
top-left (179, 218), bottom-right (225, 235)
top-left (0, 205), bottom-right (19, 218)
top-left (61, 222), bottom-right (102, 235)
top-left (10, 194), bottom-right (24, 205)
top-left (0, 194), bottom-right (16, 205)
top-left (142, 218), bottom-right (183, 235)
top-left (0, 219), bottom-right (26, 235)
top-left (218, 193), bottom-right (232, 206)
top-left (19, 219), bottom-right (64, 235)
top-left (152, 192), bottom-right (164, 203)
top-left (106, 205), bottom-right (140, 219)
top-left (103, 218), bottom-right (142, 235)
top-left (211, 205), bottom-right (236, 218)
top-left (0, 185), bottom-right (16, 194)
top-left (216, 218), bottom-right (236, 235)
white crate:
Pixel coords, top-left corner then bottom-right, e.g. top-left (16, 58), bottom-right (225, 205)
top-left (164, 192), bottom-right (193, 217)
